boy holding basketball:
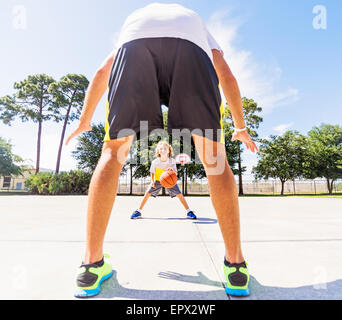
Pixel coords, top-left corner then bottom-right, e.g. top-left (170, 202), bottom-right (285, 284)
top-left (131, 141), bottom-right (197, 220)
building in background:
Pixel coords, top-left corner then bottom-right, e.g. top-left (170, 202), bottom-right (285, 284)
top-left (0, 168), bottom-right (54, 191)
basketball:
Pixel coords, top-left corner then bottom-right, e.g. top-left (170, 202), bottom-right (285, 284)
top-left (160, 169), bottom-right (178, 188)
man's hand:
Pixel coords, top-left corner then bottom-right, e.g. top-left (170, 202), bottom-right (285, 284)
top-left (65, 121), bottom-right (92, 146)
top-left (152, 181), bottom-right (156, 188)
top-left (232, 131), bottom-right (259, 153)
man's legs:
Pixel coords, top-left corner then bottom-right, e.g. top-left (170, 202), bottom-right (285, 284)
top-left (192, 134), bottom-right (244, 264)
top-left (84, 135), bottom-right (134, 264)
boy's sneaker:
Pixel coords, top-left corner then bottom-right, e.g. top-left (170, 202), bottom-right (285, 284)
top-left (131, 210), bottom-right (142, 219)
top-left (74, 254), bottom-right (113, 298)
top-left (187, 211), bottom-right (197, 219)
top-left (224, 259), bottom-right (250, 296)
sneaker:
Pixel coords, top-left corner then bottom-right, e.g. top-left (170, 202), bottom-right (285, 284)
top-left (224, 260), bottom-right (250, 296)
top-left (131, 210), bottom-right (142, 219)
top-left (187, 211), bottom-right (197, 219)
top-left (74, 254), bottom-right (113, 298)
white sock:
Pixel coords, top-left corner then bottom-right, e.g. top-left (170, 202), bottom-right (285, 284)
top-left (187, 209), bottom-right (192, 213)
top-left (137, 209), bottom-right (142, 213)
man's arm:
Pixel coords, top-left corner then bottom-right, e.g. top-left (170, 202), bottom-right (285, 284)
top-left (212, 49), bottom-right (245, 129)
top-left (212, 49), bottom-right (258, 153)
top-left (65, 50), bottom-right (116, 145)
top-left (79, 50), bottom-right (116, 123)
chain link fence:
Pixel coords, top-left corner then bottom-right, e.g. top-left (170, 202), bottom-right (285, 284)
top-left (1, 172), bottom-right (341, 196)
top-left (117, 175), bottom-right (342, 195)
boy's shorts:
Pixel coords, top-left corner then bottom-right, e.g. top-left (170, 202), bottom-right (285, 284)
top-left (104, 37), bottom-right (224, 143)
top-left (147, 181), bottom-right (181, 198)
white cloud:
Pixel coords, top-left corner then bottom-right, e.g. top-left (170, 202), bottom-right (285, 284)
top-left (207, 10), bottom-right (299, 114)
top-left (272, 122), bottom-right (294, 135)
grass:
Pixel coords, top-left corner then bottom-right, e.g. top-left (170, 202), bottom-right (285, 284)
top-left (239, 192), bottom-right (342, 198)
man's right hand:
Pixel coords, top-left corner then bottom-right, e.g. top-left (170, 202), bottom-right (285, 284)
top-left (232, 131), bottom-right (259, 153)
top-left (65, 121), bottom-right (92, 146)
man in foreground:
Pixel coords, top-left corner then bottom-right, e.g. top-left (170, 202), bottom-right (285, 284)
top-left (66, 2), bottom-right (258, 298)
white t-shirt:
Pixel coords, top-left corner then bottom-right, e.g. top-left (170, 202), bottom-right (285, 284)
top-left (150, 157), bottom-right (177, 181)
top-left (114, 2), bottom-right (223, 62)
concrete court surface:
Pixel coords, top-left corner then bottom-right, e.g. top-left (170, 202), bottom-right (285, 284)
top-left (0, 195), bottom-right (341, 300)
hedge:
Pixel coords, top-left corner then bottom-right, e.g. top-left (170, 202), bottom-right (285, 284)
top-left (25, 170), bottom-right (92, 195)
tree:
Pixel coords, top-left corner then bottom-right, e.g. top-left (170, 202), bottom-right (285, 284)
top-left (72, 123), bottom-right (106, 173)
top-left (72, 122), bottom-right (129, 178)
top-left (155, 110), bottom-right (241, 195)
top-left (49, 74), bottom-right (89, 173)
top-left (0, 74), bottom-right (56, 174)
top-left (182, 122), bottom-right (241, 195)
top-left (0, 137), bottom-right (23, 177)
top-left (123, 109), bottom-right (238, 195)
top-left (223, 121), bottom-right (242, 173)
top-left (252, 131), bottom-right (308, 195)
top-left (224, 97), bottom-right (263, 195)
top-left (304, 124), bottom-right (342, 194)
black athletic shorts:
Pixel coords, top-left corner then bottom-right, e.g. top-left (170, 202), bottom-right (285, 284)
top-left (104, 37), bottom-right (224, 143)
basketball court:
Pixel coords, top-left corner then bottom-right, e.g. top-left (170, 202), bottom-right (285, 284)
top-left (0, 195), bottom-right (341, 300)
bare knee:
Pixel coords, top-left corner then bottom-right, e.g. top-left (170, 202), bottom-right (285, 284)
top-left (206, 158), bottom-right (228, 176)
top-left (100, 136), bottom-right (134, 166)
top-left (192, 135), bottom-right (228, 175)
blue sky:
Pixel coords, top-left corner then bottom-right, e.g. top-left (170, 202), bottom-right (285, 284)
top-left (0, 0), bottom-right (341, 176)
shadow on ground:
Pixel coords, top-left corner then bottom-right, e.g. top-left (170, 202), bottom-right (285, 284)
top-left (244, 276), bottom-right (342, 300)
top-left (136, 217), bottom-right (217, 224)
top-left (89, 270), bottom-right (342, 300)
top-left (91, 270), bottom-right (225, 300)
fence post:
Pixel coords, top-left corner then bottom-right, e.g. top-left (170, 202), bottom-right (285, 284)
top-left (293, 180), bottom-right (296, 195)
top-left (273, 180), bottom-right (275, 195)
top-left (314, 180), bottom-right (316, 195)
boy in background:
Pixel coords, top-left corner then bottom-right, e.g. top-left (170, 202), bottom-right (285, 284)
top-left (131, 141), bottom-right (197, 220)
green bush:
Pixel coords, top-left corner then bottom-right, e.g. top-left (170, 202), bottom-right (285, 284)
top-left (336, 182), bottom-right (342, 192)
top-left (67, 170), bottom-right (92, 194)
top-left (48, 172), bottom-right (69, 195)
top-left (25, 170), bottom-right (92, 195)
top-left (25, 172), bottom-right (52, 195)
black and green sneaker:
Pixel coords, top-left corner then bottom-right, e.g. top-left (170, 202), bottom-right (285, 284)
top-left (74, 254), bottom-right (113, 298)
top-left (224, 259), bottom-right (250, 296)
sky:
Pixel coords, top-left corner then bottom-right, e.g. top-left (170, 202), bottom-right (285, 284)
top-left (0, 0), bottom-right (341, 178)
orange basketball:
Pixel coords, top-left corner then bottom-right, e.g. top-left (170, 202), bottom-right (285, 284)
top-left (160, 169), bottom-right (178, 188)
